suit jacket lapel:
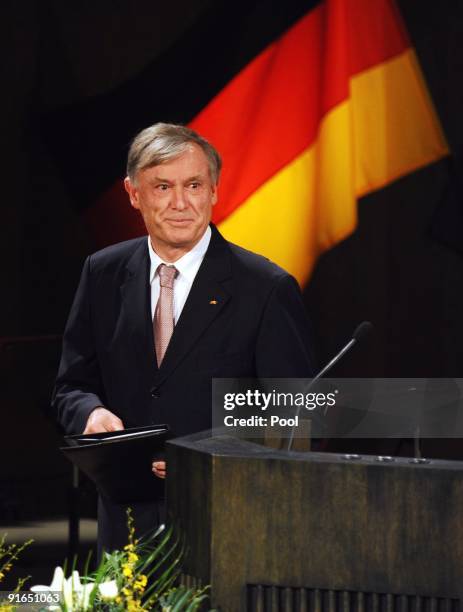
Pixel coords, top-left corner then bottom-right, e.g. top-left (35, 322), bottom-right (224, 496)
top-left (119, 239), bottom-right (158, 375)
top-left (153, 225), bottom-right (232, 386)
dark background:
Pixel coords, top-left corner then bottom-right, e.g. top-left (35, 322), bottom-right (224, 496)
top-left (0, 0), bottom-right (462, 584)
top-left (1, 0), bottom-right (462, 368)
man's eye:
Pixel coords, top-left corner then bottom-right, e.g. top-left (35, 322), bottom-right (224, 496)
top-left (157, 184), bottom-right (169, 191)
top-left (189, 182), bottom-right (201, 189)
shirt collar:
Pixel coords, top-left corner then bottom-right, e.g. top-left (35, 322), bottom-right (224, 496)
top-left (148, 225), bottom-right (212, 283)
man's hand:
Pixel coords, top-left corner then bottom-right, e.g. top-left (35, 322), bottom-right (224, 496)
top-left (83, 407), bottom-right (124, 434)
top-left (152, 461), bottom-right (166, 479)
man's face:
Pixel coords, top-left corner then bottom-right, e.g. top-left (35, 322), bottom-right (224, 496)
top-left (124, 143), bottom-right (217, 255)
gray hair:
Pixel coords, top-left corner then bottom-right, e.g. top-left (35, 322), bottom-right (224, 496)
top-left (126, 122), bottom-right (222, 184)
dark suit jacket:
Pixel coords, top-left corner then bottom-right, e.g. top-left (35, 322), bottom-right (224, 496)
top-left (53, 225), bottom-right (315, 438)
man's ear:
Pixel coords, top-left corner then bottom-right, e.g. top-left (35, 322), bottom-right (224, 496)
top-left (124, 176), bottom-right (140, 210)
top-left (211, 183), bottom-right (218, 206)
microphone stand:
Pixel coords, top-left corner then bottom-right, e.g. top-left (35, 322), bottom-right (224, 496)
top-left (286, 323), bottom-right (372, 452)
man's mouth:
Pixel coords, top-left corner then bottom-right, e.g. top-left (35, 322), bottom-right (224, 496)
top-left (166, 219), bottom-right (193, 226)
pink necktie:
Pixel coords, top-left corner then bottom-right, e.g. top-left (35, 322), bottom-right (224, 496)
top-left (154, 264), bottom-right (178, 366)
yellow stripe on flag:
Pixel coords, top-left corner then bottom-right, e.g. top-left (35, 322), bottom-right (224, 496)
top-left (217, 102), bottom-right (354, 286)
top-left (352, 49), bottom-right (448, 196)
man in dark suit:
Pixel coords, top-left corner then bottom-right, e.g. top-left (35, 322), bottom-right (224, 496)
top-left (53, 123), bottom-right (314, 553)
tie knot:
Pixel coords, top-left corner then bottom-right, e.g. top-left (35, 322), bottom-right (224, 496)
top-left (158, 264), bottom-right (177, 289)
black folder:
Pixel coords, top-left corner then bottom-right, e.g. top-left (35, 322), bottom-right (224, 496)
top-left (61, 425), bottom-right (170, 503)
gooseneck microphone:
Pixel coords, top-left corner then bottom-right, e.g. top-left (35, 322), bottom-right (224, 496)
top-left (315, 321), bottom-right (373, 381)
top-left (286, 321), bottom-right (373, 451)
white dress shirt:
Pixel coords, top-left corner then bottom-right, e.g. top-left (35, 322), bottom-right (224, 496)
top-left (148, 226), bottom-right (211, 323)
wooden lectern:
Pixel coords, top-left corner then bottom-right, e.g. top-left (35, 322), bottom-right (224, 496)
top-left (166, 432), bottom-right (463, 611)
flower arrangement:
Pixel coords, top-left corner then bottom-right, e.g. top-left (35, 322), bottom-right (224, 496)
top-left (0, 534), bottom-right (33, 612)
top-left (29, 509), bottom-right (211, 611)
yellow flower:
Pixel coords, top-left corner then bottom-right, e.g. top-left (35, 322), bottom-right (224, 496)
top-left (122, 565), bottom-right (133, 578)
top-left (128, 551), bottom-right (138, 563)
top-left (138, 575), bottom-right (147, 587)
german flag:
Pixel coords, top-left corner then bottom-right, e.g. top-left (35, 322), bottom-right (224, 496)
top-left (44, 0), bottom-right (448, 285)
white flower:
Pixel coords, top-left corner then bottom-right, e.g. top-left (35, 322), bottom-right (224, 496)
top-left (30, 566), bottom-right (63, 594)
top-left (30, 566), bottom-right (96, 611)
top-left (49, 566), bottom-right (65, 592)
top-left (98, 579), bottom-right (118, 599)
top-left (31, 566), bottom-right (64, 610)
top-left (31, 566), bottom-right (119, 610)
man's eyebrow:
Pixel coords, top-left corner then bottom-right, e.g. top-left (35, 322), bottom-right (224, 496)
top-left (148, 175), bottom-right (205, 184)
top-left (150, 176), bottom-right (173, 184)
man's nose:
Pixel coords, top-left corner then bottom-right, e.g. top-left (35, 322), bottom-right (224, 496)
top-left (171, 187), bottom-right (187, 210)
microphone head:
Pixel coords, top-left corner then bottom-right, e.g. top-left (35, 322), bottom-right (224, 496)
top-left (352, 321), bottom-right (373, 342)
